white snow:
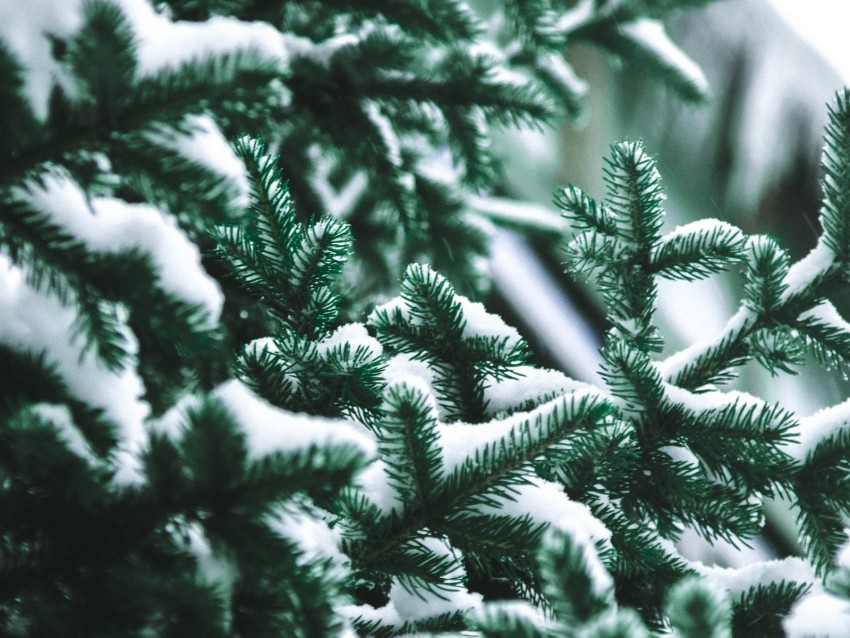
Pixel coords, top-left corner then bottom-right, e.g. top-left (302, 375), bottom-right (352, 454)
top-left (415, 145), bottom-right (460, 187)
top-left (31, 403), bottom-right (99, 466)
top-left (22, 173), bottom-right (224, 319)
top-left (268, 503), bottom-right (348, 570)
top-left (215, 379), bottom-right (376, 460)
top-left (458, 297), bottom-right (523, 349)
top-left (341, 536), bottom-right (482, 627)
top-left (556, 0), bottom-right (597, 36)
top-left (437, 413), bottom-right (522, 474)
top-left (471, 600), bottom-right (555, 631)
top-left (656, 307), bottom-right (752, 381)
top-left (364, 101), bottom-right (403, 169)
top-left (663, 383), bottom-right (766, 415)
top-left (660, 444), bottom-right (700, 469)
top-left (438, 389), bottom-right (603, 474)
top-left (385, 354), bottom-right (435, 389)
top-left (168, 114), bottom-right (249, 209)
top-left (657, 218), bottom-right (744, 246)
top-left (369, 296), bottom-right (411, 326)
top-left (619, 18), bottom-right (709, 98)
top-left (307, 145), bottom-right (368, 220)
top-left (182, 521), bottom-right (237, 593)
top-left (287, 32), bottom-right (358, 67)
top-left (784, 592), bottom-right (850, 638)
top-left (695, 556), bottom-right (814, 598)
top-left (371, 263), bottom-right (525, 354)
top-left (0, 0), bottom-right (84, 119)
top-left (801, 300), bottom-right (850, 334)
top-left (537, 52), bottom-right (588, 103)
top-left (676, 527), bottom-right (773, 569)
top-left (355, 460), bottom-right (404, 515)
top-left (0, 256), bottom-right (149, 484)
top-left (0, 0), bottom-right (299, 119)
top-left (470, 195), bottom-right (569, 235)
top-left (483, 366), bottom-right (588, 416)
top-left (790, 398), bottom-right (850, 463)
top-left (112, 0), bottom-right (291, 76)
top-left (149, 392), bottom-right (202, 442)
top-left (317, 323), bottom-right (383, 358)
top-left (388, 575), bottom-right (481, 621)
top-left (478, 475), bottom-right (610, 544)
top-left (782, 241), bottom-right (835, 302)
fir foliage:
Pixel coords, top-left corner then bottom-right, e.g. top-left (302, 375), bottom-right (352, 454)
top-left (4, 0), bottom-right (850, 636)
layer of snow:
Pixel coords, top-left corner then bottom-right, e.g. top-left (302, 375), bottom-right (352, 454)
top-left (438, 389), bottom-right (603, 473)
top-left (676, 527), bottom-right (773, 569)
top-left (657, 218), bottom-right (744, 246)
top-left (286, 32), bottom-right (358, 67)
top-left (31, 403), bottom-right (99, 466)
top-left (782, 242), bottom-right (834, 302)
top-left (307, 145), bottom-right (368, 220)
top-left (483, 366), bottom-right (588, 416)
top-left (458, 296), bottom-right (523, 349)
top-left (168, 114), bottom-right (249, 209)
top-left (355, 460), bottom-right (403, 515)
top-left (268, 503), bottom-right (348, 570)
top-left (784, 592), bottom-right (850, 638)
top-left (477, 476), bottom-right (610, 545)
top-left (618, 19), bottom-right (709, 98)
top-left (0, 256), bottom-right (148, 483)
top-left (471, 600), bottom-right (555, 632)
top-left (470, 195), bottom-right (569, 234)
top-left (664, 384), bottom-right (766, 414)
top-left (215, 380), bottom-right (376, 460)
top-left (537, 52), bottom-right (588, 103)
top-left (0, 0), bottom-right (297, 120)
top-left (364, 101), bottom-right (403, 169)
top-left (182, 521), bottom-right (237, 593)
top-left (385, 354), bottom-right (436, 392)
top-left (801, 300), bottom-right (850, 334)
top-left (317, 323), bottom-right (383, 358)
top-left (696, 557), bottom-right (814, 598)
top-left (0, 0), bottom-right (84, 119)
top-left (113, 0), bottom-right (291, 76)
top-left (791, 398), bottom-right (850, 463)
top-left (656, 307), bottom-right (752, 381)
top-left (341, 536), bottom-right (481, 627)
top-left (23, 174), bottom-right (223, 319)
top-left (150, 392), bottom-right (200, 441)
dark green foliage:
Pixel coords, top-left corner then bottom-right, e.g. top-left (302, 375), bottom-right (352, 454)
top-left (819, 89), bottom-right (850, 262)
top-left (214, 136), bottom-right (352, 340)
top-left (8, 1), bottom-right (850, 636)
top-left (369, 263), bottom-right (529, 422)
top-left (731, 580), bottom-right (810, 638)
top-left (1, 390), bottom-right (370, 636)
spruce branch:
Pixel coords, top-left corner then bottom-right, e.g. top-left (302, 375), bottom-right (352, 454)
top-left (369, 263), bottom-right (528, 422)
top-left (214, 136), bottom-right (352, 340)
top-left (347, 392), bottom-right (611, 582)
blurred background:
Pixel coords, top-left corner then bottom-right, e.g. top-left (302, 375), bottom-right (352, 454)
top-left (483, 0), bottom-right (850, 569)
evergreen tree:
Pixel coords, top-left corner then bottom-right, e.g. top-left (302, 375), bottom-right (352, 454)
top-left (3, 1), bottom-right (850, 637)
